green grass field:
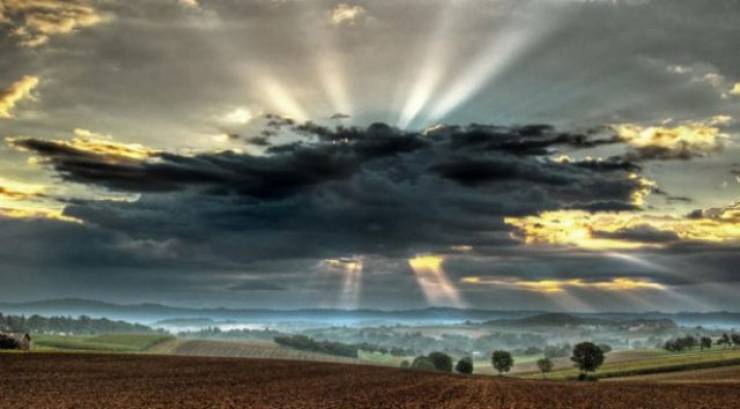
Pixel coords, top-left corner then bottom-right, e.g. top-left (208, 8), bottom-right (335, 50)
top-left (518, 347), bottom-right (740, 380)
top-left (31, 334), bottom-right (174, 353)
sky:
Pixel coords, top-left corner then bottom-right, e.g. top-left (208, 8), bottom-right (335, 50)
top-left (0, 0), bottom-right (739, 312)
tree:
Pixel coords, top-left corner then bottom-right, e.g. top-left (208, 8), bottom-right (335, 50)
top-left (571, 342), bottom-right (605, 376)
top-left (400, 360), bottom-right (410, 369)
top-left (455, 357), bottom-right (474, 374)
top-left (597, 344), bottom-right (612, 354)
top-left (731, 334), bottom-right (740, 347)
top-left (717, 333), bottom-right (731, 346)
top-left (491, 350), bottom-right (514, 375)
top-left (427, 352), bottom-right (453, 372)
top-left (684, 335), bottom-right (697, 350)
top-left (700, 337), bottom-right (712, 351)
top-left (411, 356), bottom-right (435, 371)
top-left (536, 358), bottom-right (553, 379)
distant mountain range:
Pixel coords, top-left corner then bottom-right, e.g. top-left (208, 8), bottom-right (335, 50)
top-left (486, 313), bottom-right (678, 330)
top-left (1, 298), bottom-right (739, 328)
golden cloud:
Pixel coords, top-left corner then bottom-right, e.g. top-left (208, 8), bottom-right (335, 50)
top-left (614, 120), bottom-right (727, 160)
top-left (0, 206), bottom-right (80, 223)
top-left (8, 129), bottom-right (158, 162)
top-left (322, 257), bottom-right (363, 273)
top-left (0, 0), bottom-right (104, 47)
top-left (461, 276), bottom-right (665, 293)
top-left (0, 75), bottom-right (39, 119)
top-left (504, 203), bottom-right (740, 250)
top-left (0, 184), bottom-right (43, 201)
top-left (0, 177), bottom-right (80, 223)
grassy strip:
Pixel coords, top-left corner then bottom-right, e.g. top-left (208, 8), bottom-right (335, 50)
top-left (32, 334), bottom-right (174, 353)
top-left (594, 358), bottom-right (740, 380)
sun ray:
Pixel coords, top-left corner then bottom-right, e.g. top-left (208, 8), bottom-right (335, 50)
top-left (396, 3), bottom-right (460, 129)
top-left (256, 75), bottom-right (310, 122)
top-left (423, 6), bottom-right (563, 125)
top-left (322, 257), bottom-right (363, 308)
top-left (409, 255), bottom-right (464, 307)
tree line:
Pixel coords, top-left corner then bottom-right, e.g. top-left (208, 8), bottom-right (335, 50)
top-left (0, 313), bottom-right (154, 335)
top-left (663, 333), bottom-right (740, 352)
top-left (403, 342), bottom-right (608, 381)
top-left (274, 334), bottom-right (413, 358)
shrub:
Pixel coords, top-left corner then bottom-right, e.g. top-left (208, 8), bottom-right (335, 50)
top-left (411, 356), bottom-right (435, 371)
top-left (400, 360), bottom-right (410, 369)
top-left (577, 373), bottom-right (598, 382)
top-left (455, 357), bottom-right (474, 374)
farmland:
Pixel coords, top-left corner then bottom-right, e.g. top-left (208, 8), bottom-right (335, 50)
top-left (517, 347), bottom-right (740, 380)
top-left (1, 353), bottom-right (739, 408)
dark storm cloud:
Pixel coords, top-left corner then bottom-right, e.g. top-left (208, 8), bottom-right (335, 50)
top-left (9, 122), bottom-right (650, 262)
top-left (228, 280), bottom-right (286, 292)
top-left (11, 122), bottom-right (642, 203)
top-left (592, 224), bottom-right (681, 244)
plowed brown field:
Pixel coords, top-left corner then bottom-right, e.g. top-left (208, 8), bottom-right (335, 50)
top-left (1, 353), bottom-right (738, 409)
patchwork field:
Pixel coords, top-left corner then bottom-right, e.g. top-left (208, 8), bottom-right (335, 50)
top-left (166, 338), bottom-right (365, 364)
top-left (607, 364), bottom-right (740, 384)
top-left (1, 353), bottom-right (739, 409)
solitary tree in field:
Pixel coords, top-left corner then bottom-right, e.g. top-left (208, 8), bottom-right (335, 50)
top-left (536, 357), bottom-right (553, 379)
top-left (455, 357), bottom-right (474, 374)
top-left (491, 350), bottom-right (514, 375)
top-left (571, 342), bottom-right (604, 377)
top-left (428, 352), bottom-right (453, 372)
top-left (700, 337), bottom-right (712, 351)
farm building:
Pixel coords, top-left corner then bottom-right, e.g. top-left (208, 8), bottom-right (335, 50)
top-left (0, 333), bottom-right (32, 351)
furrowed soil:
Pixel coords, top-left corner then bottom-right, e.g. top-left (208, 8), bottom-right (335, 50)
top-left (1, 353), bottom-right (739, 409)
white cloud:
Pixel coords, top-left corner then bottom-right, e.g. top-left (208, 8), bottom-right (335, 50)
top-left (330, 4), bottom-right (366, 25)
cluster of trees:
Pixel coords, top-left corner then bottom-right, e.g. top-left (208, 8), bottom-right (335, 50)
top-left (0, 313), bottom-right (153, 335)
top-left (717, 333), bottom-right (740, 347)
top-left (274, 335), bottom-right (411, 358)
top-left (402, 342), bottom-right (609, 380)
top-left (179, 327), bottom-right (282, 341)
top-left (302, 326), bottom-right (549, 356)
top-left (404, 352), bottom-right (473, 374)
top-left (544, 343), bottom-right (571, 359)
top-left (663, 334), bottom-right (740, 352)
